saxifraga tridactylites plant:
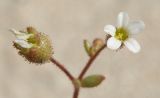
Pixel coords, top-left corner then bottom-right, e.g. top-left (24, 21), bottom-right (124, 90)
top-left (10, 12), bottom-right (145, 98)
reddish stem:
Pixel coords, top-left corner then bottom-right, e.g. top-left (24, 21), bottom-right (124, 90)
top-left (50, 57), bottom-right (74, 81)
top-left (73, 87), bottom-right (80, 98)
top-left (50, 44), bottom-right (106, 98)
top-left (78, 44), bottom-right (106, 80)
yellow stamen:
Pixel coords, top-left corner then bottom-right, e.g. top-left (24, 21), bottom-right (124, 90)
top-left (115, 27), bottom-right (129, 41)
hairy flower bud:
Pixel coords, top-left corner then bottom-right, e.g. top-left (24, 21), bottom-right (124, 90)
top-left (10, 27), bottom-right (53, 64)
top-left (83, 38), bottom-right (104, 57)
top-left (90, 38), bottom-right (104, 56)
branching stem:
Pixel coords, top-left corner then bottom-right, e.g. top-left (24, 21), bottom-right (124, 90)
top-left (50, 44), bottom-right (106, 98)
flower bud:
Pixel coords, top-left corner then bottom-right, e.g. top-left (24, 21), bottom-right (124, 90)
top-left (10, 27), bottom-right (53, 64)
top-left (90, 38), bottom-right (104, 56)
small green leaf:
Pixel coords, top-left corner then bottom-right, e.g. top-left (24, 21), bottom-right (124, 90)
top-left (81, 75), bottom-right (105, 88)
top-left (83, 40), bottom-right (91, 56)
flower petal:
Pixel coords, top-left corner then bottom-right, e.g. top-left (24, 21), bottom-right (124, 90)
top-left (127, 20), bottom-right (145, 34)
top-left (10, 29), bottom-right (23, 35)
top-left (124, 38), bottom-right (141, 53)
top-left (16, 34), bottom-right (33, 40)
top-left (104, 25), bottom-right (116, 36)
top-left (107, 37), bottom-right (122, 50)
top-left (117, 12), bottom-right (129, 28)
top-left (14, 39), bottom-right (33, 48)
top-left (10, 29), bottom-right (32, 40)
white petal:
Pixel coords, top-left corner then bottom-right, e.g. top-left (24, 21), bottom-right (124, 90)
top-left (124, 38), bottom-right (141, 53)
top-left (104, 25), bottom-right (116, 36)
top-left (16, 34), bottom-right (33, 40)
top-left (117, 12), bottom-right (129, 28)
top-left (127, 20), bottom-right (145, 34)
top-left (107, 37), bottom-right (122, 50)
top-left (14, 39), bottom-right (33, 48)
top-left (10, 29), bottom-right (23, 35)
top-left (10, 29), bottom-right (32, 40)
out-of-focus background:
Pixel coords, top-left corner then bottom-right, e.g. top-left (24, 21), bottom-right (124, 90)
top-left (0, 0), bottom-right (160, 98)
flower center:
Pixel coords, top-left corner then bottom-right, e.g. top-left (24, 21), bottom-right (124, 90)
top-left (114, 27), bottom-right (129, 41)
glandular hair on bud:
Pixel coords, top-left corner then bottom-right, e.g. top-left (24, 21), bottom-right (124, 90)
top-left (13, 27), bottom-right (53, 64)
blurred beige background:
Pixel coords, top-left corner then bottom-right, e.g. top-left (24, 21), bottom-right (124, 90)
top-left (0, 0), bottom-right (160, 98)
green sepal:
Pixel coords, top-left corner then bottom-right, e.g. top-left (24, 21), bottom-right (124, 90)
top-left (83, 40), bottom-right (91, 56)
top-left (27, 27), bottom-right (38, 34)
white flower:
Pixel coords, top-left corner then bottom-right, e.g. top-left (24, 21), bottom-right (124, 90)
top-left (10, 27), bottom-right (54, 64)
top-left (10, 29), bottom-right (33, 48)
top-left (104, 12), bottom-right (145, 53)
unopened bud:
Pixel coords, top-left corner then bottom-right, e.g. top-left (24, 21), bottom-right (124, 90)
top-left (90, 38), bottom-right (104, 56)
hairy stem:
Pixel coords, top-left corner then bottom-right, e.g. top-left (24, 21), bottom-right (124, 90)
top-left (50, 57), bottom-right (74, 81)
top-left (50, 57), bottom-right (80, 98)
top-left (50, 44), bottom-right (106, 98)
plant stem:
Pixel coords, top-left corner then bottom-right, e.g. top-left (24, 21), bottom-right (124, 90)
top-left (50, 57), bottom-right (74, 81)
top-left (73, 86), bottom-right (80, 98)
top-left (50, 44), bottom-right (106, 98)
top-left (50, 57), bottom-right (80, 98)
top-left (78, 44), bottom-right (106, 80)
